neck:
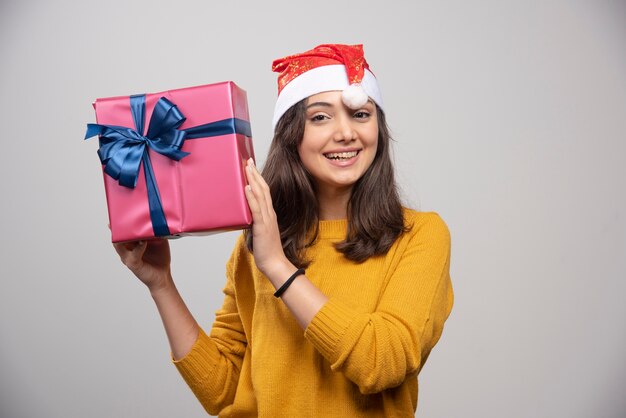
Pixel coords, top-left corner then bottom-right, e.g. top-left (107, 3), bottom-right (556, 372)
top-left (316, 185), bottom-right (352, 220)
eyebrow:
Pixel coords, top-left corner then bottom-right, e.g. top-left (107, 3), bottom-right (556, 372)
top-left (305, 101), bottom-right (333, 110)
top-left (306, 99), bottom-right (375, 110)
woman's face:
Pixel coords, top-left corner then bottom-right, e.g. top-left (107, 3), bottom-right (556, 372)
top-left (299, 91), bottom-right (378, 194)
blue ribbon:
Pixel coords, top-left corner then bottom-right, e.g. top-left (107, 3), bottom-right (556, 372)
top-left (184, 117), bottom-right (252, 139)
top-left (85, 94), bottom-right (252, 237)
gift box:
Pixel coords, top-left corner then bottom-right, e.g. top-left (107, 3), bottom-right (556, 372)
top-left (85, 81), bottom-right (255, 242)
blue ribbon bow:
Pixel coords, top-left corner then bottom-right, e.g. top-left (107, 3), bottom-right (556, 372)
top-left (85, 94), bottom-right (252, 237)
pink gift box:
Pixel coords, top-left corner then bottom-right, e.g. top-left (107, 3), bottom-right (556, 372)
top-left (89, 81), bottom-right (255, 242)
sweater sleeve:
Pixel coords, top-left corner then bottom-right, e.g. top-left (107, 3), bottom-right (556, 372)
top-left (173, 241), bottom-right (248, 415)
top-left (304, 213), bottom-right (454, 395)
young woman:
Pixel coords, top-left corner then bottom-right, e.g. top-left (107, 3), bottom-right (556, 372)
top-left (114, 44), bottom-right (453, 417)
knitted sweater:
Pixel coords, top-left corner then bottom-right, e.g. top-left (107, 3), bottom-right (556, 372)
top-left (174, 209), bottom-right (454, 417)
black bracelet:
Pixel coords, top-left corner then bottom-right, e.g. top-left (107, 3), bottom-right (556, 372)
top-left (274, 268), bottom-right (306, 298)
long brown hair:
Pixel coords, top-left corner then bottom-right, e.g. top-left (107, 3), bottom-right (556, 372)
top-left (245, 99), bottom-right (407, 267)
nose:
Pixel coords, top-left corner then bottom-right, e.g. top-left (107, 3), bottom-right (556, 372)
top-left (333, 114), bottom-right (357, 142)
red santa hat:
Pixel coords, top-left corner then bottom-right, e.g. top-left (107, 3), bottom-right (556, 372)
top-left (271, 44), bottom-right (384, 129)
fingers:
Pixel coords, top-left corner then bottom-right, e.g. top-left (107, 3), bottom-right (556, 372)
top-left (245, 159), bottom-right (267, 220)
top-left (113, 240), bottom-right (143, 254)
top-left (244, 160), bottom-right (263, 222)
top-left (130, 240), bottom-right (148, 257)
top-left (245, 158), bottom-right (274, 220)
top-left (244, 183), bottom-right (263, 222)
top-left (113, 240), bottom-right (147, 269)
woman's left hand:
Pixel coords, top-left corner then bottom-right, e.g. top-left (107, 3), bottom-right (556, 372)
top-left (243, 158), bottom-right (293, 278)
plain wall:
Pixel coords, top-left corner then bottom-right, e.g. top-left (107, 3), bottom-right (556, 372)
top-left (0, 0), bottom-right (624, 417)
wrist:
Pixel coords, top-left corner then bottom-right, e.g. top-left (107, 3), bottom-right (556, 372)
top-left (149, 273), bottom-right (176, 299)
top-left (264, 258), bottom-right (297, 288)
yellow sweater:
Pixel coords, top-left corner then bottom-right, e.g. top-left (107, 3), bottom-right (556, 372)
top-left (174, 209), bottom-right (454, 417)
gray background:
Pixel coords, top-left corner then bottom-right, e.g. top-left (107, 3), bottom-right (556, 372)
top-left (1, 0), bottom-right (624, 417)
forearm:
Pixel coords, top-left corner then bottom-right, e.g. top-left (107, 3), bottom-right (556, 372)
top-left (266, 261), bottom-right (328, 330)
top-left (150, 276), bottom-right (199, 360)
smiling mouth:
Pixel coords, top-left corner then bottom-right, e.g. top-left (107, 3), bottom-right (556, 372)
top-left (323, 150), bottom-right (360, 160)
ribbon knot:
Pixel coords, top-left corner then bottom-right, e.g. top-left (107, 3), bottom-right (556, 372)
top-left (85, 95), bottom-right (189, 189)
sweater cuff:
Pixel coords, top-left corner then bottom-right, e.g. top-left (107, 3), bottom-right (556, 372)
top-left (304, 298), bottom-right (358, 362)
top-left (172, 328), bottom-right (220, 383)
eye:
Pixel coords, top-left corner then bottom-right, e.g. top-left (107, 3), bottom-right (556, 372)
top-left (310, 113), bottom-right (329, 122)
top-left (353, 111), bottom-right (371, 119)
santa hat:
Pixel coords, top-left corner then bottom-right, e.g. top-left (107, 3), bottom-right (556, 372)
top-left (271, 44), bottom-right (384, 129)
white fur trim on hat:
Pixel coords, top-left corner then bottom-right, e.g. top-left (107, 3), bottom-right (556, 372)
top-left (272, 65), bottom-right (383, 129)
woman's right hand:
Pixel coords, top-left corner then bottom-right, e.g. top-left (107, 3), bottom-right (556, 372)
top-left (113, 239), bottom-right (172, 293)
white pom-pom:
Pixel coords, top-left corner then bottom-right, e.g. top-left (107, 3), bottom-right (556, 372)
top-left (342, 84), bottom-right (369, 109)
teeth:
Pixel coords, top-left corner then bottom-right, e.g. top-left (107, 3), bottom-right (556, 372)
top-left (325, 151), bottom-right (358, 160)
